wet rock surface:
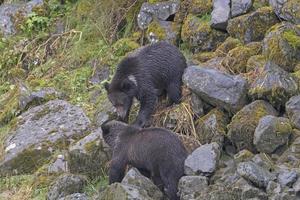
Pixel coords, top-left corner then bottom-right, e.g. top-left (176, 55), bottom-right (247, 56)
top-left (184, 142), bottom-right (220, 176)
top-left (0, 100), bottom-right (91, 175)
top-left (183, 66), bottom-right (248, 114)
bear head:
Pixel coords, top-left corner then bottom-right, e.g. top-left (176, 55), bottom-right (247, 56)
top-left (104, 78), bottom-right (137, 122)
top-left (101, 120), bottom-right (128, 148)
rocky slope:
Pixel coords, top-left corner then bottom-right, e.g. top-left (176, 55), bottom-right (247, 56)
top-left (0, 0), bottom-right (300, 199)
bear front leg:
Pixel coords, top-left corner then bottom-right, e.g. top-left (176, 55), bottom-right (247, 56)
top-left (133, 94), bottom-right (157, 127)
top-left (109, 157), bottom-right (127, 184)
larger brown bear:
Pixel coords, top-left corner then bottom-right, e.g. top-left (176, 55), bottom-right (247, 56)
top-left (101, 120), bottom-right (188, 200)
top-left (104, 41), bottom-right (187, 127)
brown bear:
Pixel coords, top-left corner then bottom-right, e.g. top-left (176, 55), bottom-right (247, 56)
top-left (101, 120), bottom-right (188, 200)
top-left (104, 41), bottom-right (187, 127)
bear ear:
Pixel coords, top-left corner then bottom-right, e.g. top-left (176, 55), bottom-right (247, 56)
top-left (121, 79), bottom-right (132, 91)
top-left (104, 82), bottom-right (110, 91)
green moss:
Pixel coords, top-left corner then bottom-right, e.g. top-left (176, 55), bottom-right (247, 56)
top-left (283, 30), bottom-right (300, 49)
top-left (0, 87), bottom-right (21, 126)
top-left (227, 6), bottom-right (278, 43)
top-left (246, 55), bottom-right (266, 72)
top-left (188, 0), bottom-right (212, 16)
top-left (112, 38), bottom-right (140, 58)
top-left (146, 20), bottom-right (167, 41)
top-left (221, 45), bottom-right (261, 74)
top-left (196, 108), bottom-right (229, 144)
top-left (193, 51), bottom-right (216, 63)
top-left (227, 100), bottom-right (277, 151)
top-left (84, 140), bottom-right (98, 154)
top-left (274, 119), bottom-right (293, 135)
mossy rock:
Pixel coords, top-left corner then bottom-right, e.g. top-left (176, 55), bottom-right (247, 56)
top-left (227, 7), bottom-right (279, 44)
top-left (253, 115), bottom-right (292, 154)
top-left (181, 14), bottom-right (227, 53)
top-left (196, 108), bottom-right (229, 146)
top-left (221, 44), bottom-right (261, 74)
top-left (249, 61), bottom-right (299, 110)
top-left (253, 0), bottom-right (269, 10)
top-left (146, 19), bottom-right (180, 44)
top-left (188, 0), bottom-right (212, 16)
top-left (281, 0), bottom-right (300, 24)
top-left (262, 22), bottom-right (300, 72)
top-left (234, 149), bottom-right (255, 163)
top-left (0, 100), bottom-right (91, 176)
top-left (193, 51), bottom-right (216, 63)
top-left (227, 100), bottom-right (278, 152)
top-left (246, 55), bottom-right (267, 72)
top-left (68, 129), bottom-right (111, 179)
top-left (215, 37), bottom-right (242, 57)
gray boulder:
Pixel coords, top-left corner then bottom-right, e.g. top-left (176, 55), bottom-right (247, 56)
top-left (253, 115), bottom-right (292, 154)
top-left (211, 0), bottom-right (231, 30)
top-left (249, 61), bottom-right (298, 110)
top-left (58, 193), bottom-right (88, 200)
top-left (231, 0), bottom-right (253, 17)
top-left (184, 142), bottom-right (220, 176)
top-left (46, 174), bottom-right (87, 200)
top-left (68, 128), bottom-right (111, 179)
top-left (286, 95), bottom-right (300, 129)
top-left (0, 100), bottom-right (91, 175)
top-left (178, 176), bottom-right (209, 200)
top-left (183, 66), bottom-right (248, 114)
top-left (137, 0), bottom-right (180, 30)
top-left (237, 161), bottom-right (276, 188)
top-left (277, 169), bottom-right (298, 188)
top-left (121, 168), bottom-right (164, 200)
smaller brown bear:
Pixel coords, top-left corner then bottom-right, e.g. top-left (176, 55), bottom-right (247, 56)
top-left (101, 120), bottom-right (188, 200)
